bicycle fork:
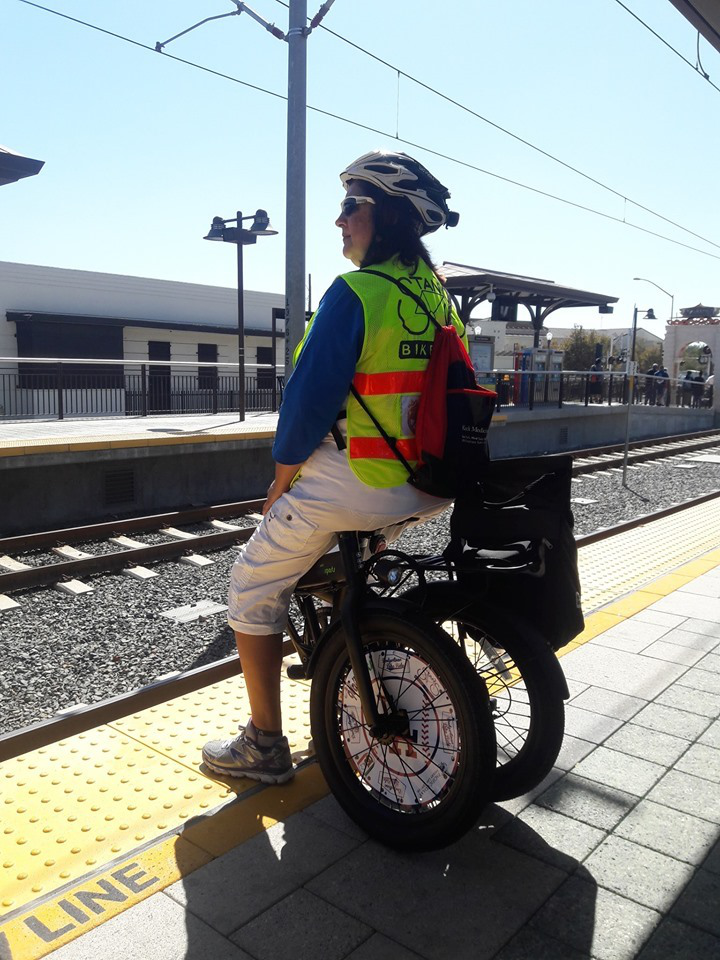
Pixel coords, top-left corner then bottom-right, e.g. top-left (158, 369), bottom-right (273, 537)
top-left (336, 533), bottom-right (408, 741)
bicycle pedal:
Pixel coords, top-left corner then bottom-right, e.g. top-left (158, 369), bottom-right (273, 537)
top-left (286, 663), bottom-right (308, 680)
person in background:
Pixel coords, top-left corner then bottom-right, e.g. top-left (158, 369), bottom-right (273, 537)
top-left (202, 151), bottom-right (464, 784)
top-left (644, 363), bottom-right (659, 404)
top-left (656, 365), bottom-right (670, 406)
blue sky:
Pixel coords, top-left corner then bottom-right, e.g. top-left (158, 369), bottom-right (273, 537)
top-left (1, 0), bottom-right (719, 339)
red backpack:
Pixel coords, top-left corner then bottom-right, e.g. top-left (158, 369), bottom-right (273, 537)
top-left (349, 269), bottom-right (497, 499)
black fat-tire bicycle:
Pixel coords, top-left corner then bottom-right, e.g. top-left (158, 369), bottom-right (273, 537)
top-left (402, 581), bottom-right (567, 801)
top-left (289, 532), bottom-right (497, 851)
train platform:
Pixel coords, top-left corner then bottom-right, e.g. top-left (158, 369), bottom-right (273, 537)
top-left (0, 412), bottom-right (279, 459)
top-left (2, 503), bottom-right (720, 959)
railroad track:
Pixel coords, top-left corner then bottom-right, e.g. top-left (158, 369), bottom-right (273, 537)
top-left (1, 430), bottom-right (719, 598)
top-left (2, 487), bottom-right (720, 763)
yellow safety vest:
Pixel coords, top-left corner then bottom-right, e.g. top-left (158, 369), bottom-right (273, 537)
top-left (297, 256), bottom-right (467, 488)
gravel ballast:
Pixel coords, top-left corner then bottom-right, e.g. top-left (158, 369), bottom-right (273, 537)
top-left (1, 453), bottom-right (720, 735)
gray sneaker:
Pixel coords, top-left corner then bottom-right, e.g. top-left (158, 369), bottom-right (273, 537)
top-left (202, 726), bottom-right (294, 784)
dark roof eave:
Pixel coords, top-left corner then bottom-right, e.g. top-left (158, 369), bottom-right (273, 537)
top-left (443, 262), bottom-right (618, 308)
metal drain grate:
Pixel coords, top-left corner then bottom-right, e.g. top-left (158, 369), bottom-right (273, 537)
top-left (559, 426), bottom-right (569, 445)
top-left (104, 468), bottom-right (136, 506)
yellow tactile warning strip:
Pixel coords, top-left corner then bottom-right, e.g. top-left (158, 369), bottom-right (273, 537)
top-left (3, 507), bottom-right (720, 958)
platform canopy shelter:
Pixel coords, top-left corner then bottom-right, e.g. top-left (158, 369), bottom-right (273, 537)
top-left (442, 262), bottom-right (618, 347)
top-left (0, 145), bottom-right (44, 187)
top-left (668, 0), bottom-right (720, 55)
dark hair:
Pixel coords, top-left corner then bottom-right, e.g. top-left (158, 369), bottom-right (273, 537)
top-left (350, 181), bottom-right (437, 272)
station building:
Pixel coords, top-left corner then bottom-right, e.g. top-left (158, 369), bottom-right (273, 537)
top-left (0, 260), bottom-right (285, 418)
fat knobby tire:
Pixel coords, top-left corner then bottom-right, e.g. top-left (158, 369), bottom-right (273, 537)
top-left (309, 605), bottom-right (496, 851)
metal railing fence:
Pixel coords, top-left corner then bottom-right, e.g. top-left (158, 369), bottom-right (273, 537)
top-left (0, 359), bottom-right (713, 421)
top-left (0, 358), bottom-right (285, 420)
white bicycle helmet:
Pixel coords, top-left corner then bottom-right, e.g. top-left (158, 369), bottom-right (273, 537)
top-left (340, 150), bottom-right (459, 234)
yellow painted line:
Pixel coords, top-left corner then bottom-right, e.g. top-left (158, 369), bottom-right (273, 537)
top-left (0, 765), bottom-right (329, 960)
top-left (183, 763), bottom-right (328, 857)
top-left (0, 670), bottom-right (314, 925)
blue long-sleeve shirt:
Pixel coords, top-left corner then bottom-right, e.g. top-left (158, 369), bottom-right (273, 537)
top-left (272, 277), bottom-right (365, 464)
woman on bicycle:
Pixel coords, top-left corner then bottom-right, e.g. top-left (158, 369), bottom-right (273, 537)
top-left (202, 150), bottom-right (465, 783)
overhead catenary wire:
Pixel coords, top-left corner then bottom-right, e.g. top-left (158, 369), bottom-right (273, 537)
top-left (612, 0), bottom-right (719, 92)
top-left (273, 0), bottom-right (720, 252)
top-left (13, 0), bottom-right (720, 263)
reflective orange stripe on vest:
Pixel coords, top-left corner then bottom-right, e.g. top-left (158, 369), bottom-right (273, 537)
top-left (353, 370), bottom-right (426, 396)
top-left (348, 436), bottom-right (418, 461)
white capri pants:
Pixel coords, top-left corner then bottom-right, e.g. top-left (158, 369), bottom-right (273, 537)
top-left (228, 433), bottom-right (449, 635)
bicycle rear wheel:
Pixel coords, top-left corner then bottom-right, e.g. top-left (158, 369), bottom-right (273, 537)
top-left (309, 605), bottom-right (496, 850)
top-left (406, 583), bottom-right (566, 801)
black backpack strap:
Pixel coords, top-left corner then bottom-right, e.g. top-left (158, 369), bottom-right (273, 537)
top-left (348, 384), bottom-right (415, 480)
top-left (360, 268), bottom-right (452, 330)
top-left (330, 422), bottom-right (346, 451)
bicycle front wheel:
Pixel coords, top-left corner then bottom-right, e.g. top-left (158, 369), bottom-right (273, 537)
top-left (309, 607), bottom-right (496, 851)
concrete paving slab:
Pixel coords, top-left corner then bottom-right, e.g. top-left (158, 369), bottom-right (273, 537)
top-left (677, 574), bottom-right (720, 598)
top-left (699, 718), bottom-right (720, 748)
top-left (305, 834), bottom-right (566, 960)
top-left (529, 875), bottom-right (662, 960)
top-left (345, 932), bottom-right (426, 960)
top-left (702, 840), bottom-right (720, 876)
top-left (672, 617), bottom-right (720, 639)
top-left (45, 891), bottom-right (252, 960)
top-left (676, 665), bottom-right (720, 695)
top-left (590, 618), bottom-right (672, 653)
top-left (697, 651), bottom-right (720, 673)
top-left (673, 742), bottom-right (720, 782)
top-left (571, 745), bottom-right (666, 796)
top-left (603, 722), bottom-right (691, 766)
top-left (647, 593), bottom-right (720, 622)
top-left (583, 835), bottom-right (696, 912)
top-left (670, 868), bottom-right (720, 937)
top-left (493, 926), bottom-right (589, 960)
top-left (165, 812), bottom-right (361, 936)
top-left (560, 644), bottom-right (686, 699)
top-left (563, 677), bottom-right (590, 700)
top-left (562, 705), bottom-right (624, 744)
top-left (634, 610), bottom-right (686, 629)
top-left (566, 686), bottom-right (647, 721)
top-left (553, 733), bottom-right (597, 771)
top-left (631, 701), bottom-right (713, 740)
top-left (654, 683), bottom-right (720, 717)
top-left (647, 769), bottom-right (720, 823)
top-left (635, 917), bottom-right (720, 960)
top-left (493, 804), bottom-right (606, 870)
top-left (642, 639), bottom-right (708, 665)
top-left (614, 799), bottom-right (720, 866)
top-left (230, 888), bottom-right (372, 960)
top-left (656, 628), bottom-right (719, 652)
top-left (300, 794), bottom-right (369, 842)
top-left (493, 768), bottom-right (565, 820)
top-left (535, 773), bottom-right (639, 831)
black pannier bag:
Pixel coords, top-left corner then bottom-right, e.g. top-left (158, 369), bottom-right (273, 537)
top-left (445, 454), bottom-right (584, 651)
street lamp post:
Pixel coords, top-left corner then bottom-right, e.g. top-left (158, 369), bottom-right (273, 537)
top-left (622, 304), bottom-right (655, 485)
top-left (204, 210), bottom-right (278, 421)
top-left (633, 277), bottom-right (674, 326)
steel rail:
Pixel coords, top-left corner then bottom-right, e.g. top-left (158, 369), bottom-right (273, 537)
top-left (0, 527), bottom-right (257, 592)
top-left (0, 498), bottom-right (265, 554)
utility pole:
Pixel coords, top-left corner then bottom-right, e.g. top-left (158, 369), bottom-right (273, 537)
top-left (284, 0), bottom-right (308, 377)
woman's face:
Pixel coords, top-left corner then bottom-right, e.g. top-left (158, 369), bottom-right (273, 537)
top-left (336, 181), bottom-right (376, 266)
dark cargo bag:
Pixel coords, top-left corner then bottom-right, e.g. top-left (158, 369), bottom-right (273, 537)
top-left (445, 454), bottom-right (584, 651)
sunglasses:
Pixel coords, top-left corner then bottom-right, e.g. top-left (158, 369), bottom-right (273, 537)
top-left (339, 196), bottom-right (376, 217)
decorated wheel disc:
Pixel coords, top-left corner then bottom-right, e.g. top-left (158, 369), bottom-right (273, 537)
top-left (338, 647), bottom-right (461, 809)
